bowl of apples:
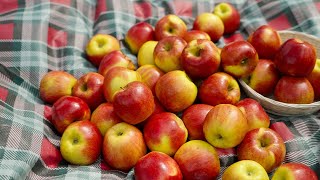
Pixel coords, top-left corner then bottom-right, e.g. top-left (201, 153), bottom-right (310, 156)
top-left (239, 27), bottom-right (320, 116)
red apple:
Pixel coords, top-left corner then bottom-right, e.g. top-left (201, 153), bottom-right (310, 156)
top-left (307, 58), bottom-right (320, 100)
top-left (39, 71), bottom-right (77, 104)
top-left (199, 72), bottom-right (241, 106)
top-left (236, 98), bottom-right (270, 131)
top-left (137, 40), bottom-right (158, 66)
top-left (102, 122), bottom-right (147, 172)
top-left (153, 36), bottom-right (187, 72)
top-left (113, 81), bottom-right (155, 125)
top-left (174, 140), bottom-right (220, 180)
top-left (183, 30), bottom-right (211, 43)
top-left (72, 72), bottom-right (105, 110)
top-left (247, 25), bottom-right (282, 60)
top-left (193, 13), bottom-right (224, 42)
top-left (237, 127), bottom-right (286, 173)
top-left (203, 104), bottom-right (248, 148)
top-left (85, 34), bottom-right (120, 67)
top-left (221, 40), bottom-right (259, 78)
top-left (143, 112), bottom-right (188, 156)
top-left (134, 151), bottom-right (183, 180)
top-left (181, 104), bottom-right (213, 140)
top-left (271, 162), bottom-right (318, 180)
top-left (125, 22), bottom-right (155, 54)
top-left (213, 2), bottom-right (240, 34)
top-left (181, 39), bottom-right (221, 79)
top-left (60, 120), bottom-right (102, 165)
top-left (154, 14), bottom-right (187, 40)
top-left (136, 64), bottom-right (165, 95)
top-left (51, 96), bottom-right (91, 134)
top-left (274, 38), bottom-right (316, 77)
top-left (155, 70), bottom-right (197, 113)
top-left (222, 160), bottom-right (269, 180)
top-left (274, 76), bottom-right (314, 104)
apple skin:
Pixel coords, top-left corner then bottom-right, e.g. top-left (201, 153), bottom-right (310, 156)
top-left (85, 34), bottom-right (120, 67)
top-left (193, 13), bottom-right (224, 42)
top-left (222, 160), bottom-right (269, 180)
top-left (137, 40), bottom-right (158, 66)
top-left (153, 36), bottom-right (187, 72)
top-left (181, 39), bottom-right (221, 79)
top-left (174, 140), bottom-right (220, 180)
top-left (271, 162), bottom-right (318, 180)
top-left (203, 104), bottom-right (248, 148)
top-left (102, 122), bottom-right (147, 172)
top-left (155, 70), bottom-right (198, 113)
top-left (247, 25), bottom-right (282, 60)
top-left (134, 151), bottom-right (183, 180)
top-left (274, 38), bottom-right (316, 77)
top-left (213, 2), bottom-right (240, 35)
top-left (98, 50), bottom-right (136, 77)
top-left (221, 40), bottom-right (259, 78)
top-left (136, 64), bottom-right (165, 95)
top-left (307, 58), bottom-right (320, 100)
top-left (181, 104), bottom-right (213, 140)
top-left (154, 14), bottom-right (187, 40)
top-left (183, 30), bottom-right (211, 43)
top-left (199, 72), bottom-right (241, 106)
top-left (237, 127), bottom-right (286, 173)
top-left (60, 120), bottom-right (102, 165)
top-left (72, 72), bottom-right (105, 110)
top-left (51, 96), bottom-right (91, 134)
top-left (242, 59), bottom-right (280, 96)
top-left (236, 98), bottom-right (270, 131)
top-left (143, 112), bottom-right (188, 156)
top-left (102, 66), bottom-right (142, 102)
top-left (125, 22), bottom-right (155, 55)
top-left (113, 81), bottom-right (155, 125)
top-left (40, 71), bottom-right (77, 104)
top-left (90, 102), bottom-right (122, 136)
top-left (274, 76), bottom-right (314, 104)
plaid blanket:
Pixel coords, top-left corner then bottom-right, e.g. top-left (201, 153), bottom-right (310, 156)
top-left (0, 0), bottom-right (319, 179)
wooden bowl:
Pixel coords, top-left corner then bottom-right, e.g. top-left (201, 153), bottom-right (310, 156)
top-left (239, 30), bottom-right (320, 116)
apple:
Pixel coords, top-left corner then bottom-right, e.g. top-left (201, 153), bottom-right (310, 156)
top-left (60, 120), bottom-right (102, 165)
top-left (247, 25), bottom-right (282, 60)
top-left (199, 72), bottom-right (241, 106)
top-left (274, 38), bottom-right (316, 77)
top-left (154, 14), bottom-right (187, 40)
top-left (183, 30), bottom-right (211, 43)
top-left (143, 112), bottom-right (188, 156)
top-left (274, 76), bottom-right (314, 104)
top-left (137, 40), bottom-right (158, 66)
top-left (90, 102), bottom-right (122, 136)
top-left (102, 122), bottom-right (147, 172)
top-left (174, 140), bottom-right (220, 180)
top-left (236, 98), bottom-right (270, 131)
top-left (271, 162), bottom-right (318, 180)
top-left (39, 71), bottom-right (77, 104)
top-left (237, 127), bottom-right (286, 173)
top-left (222, 160), bottom-right (269, 180)
top-left (113, 81), bottom-right (155, 125)
top-left (203, 104), bottom-right (248, 148)
top-left (102, 66), bottom-right (142, 102)
top-left (242, 59), bottom-right (280, 96)
top-left (72, 72), bottom-right (105, 110)
top-left (125, 21), bottom-right (155, 54)
top-left (307, 58), bottom-right (320, 100)
top-left (98, 50), bottom-right (136, 77)
top-left (213, 2), bottom-right (240, 34)
top-left (221, 40), bottom-right (259, 78)
top-left (155, 70), bottom-right (197, 113)
top-left (181, 39), bottom-right (221, 79)
top-left (193, 13), bottom-right (224, 42)
top-left (134, 151), bottom-right (183, 180)
top-left (51, 96), bottom-right (91, 134)
top-left (85, 34), bottom-right (120, 67)
top-left (136, 64), bottom-right (165, 94)
top-left (153, 36), bottom-right (187, 72)
top-left (181, 104), bottom-right (213, 140)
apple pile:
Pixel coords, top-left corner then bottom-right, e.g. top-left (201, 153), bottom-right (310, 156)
top-left (39, 2), bottom-right (318, 180)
